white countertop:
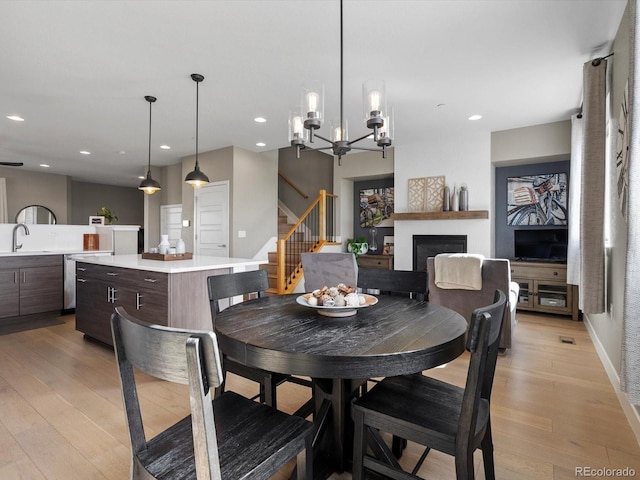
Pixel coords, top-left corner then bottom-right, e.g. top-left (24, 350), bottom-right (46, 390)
top-left (71, 253), bottom-right (266, 273)
top-left (0, 249), bottom-right (113, 257)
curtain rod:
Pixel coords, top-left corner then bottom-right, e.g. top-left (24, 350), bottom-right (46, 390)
top-left (592, 52), bottom-right (614, 66)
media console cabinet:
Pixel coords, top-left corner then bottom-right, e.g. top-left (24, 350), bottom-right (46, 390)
top-left (510, 260), bottom-right (579, 321)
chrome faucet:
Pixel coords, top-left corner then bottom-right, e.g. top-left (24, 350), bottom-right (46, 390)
top-left (12, 223), bottom-right (30, 252)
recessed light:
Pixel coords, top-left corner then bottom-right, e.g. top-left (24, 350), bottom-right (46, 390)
top-left (40, 164), bottom-right (50, 168)
top-left (80, 150), bottom-right (91, 155)
top-left (138, 176), bottom-right (145, 180)
top-left (160, 145), bottom-right (171, 150)
top-left (256, 142), bottom-right (266, 147)
top-left (254, 117), bottom-right (267, 123)
top-left (468, 115), bottom-right (482, 121)
top-left (7, 115), bottom-right (24, 122)
top-left (118, 150), bottom-right (126, 155)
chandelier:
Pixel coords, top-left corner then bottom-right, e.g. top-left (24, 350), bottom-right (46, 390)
top-left (288, 0), bottom-right (393, 164)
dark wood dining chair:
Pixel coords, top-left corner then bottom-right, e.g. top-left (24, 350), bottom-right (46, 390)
top-left (351, 289), bottom-right (507, 480)
top-left (357, 267), bottom-right (428, 301)
top-left (110, 306), bottom-right (313, 480)
top-left (207, 269), bottom-right (312, 411)
top-left (357, 267), bottom-right (429, 396)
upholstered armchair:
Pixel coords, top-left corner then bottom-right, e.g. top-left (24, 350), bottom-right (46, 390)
top-left (427, 256), bottom-right (519, 351)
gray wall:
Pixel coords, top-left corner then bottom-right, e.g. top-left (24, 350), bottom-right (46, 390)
top-left (494, 160), bottom-right (570, 259)
top-left (0, 166), bottom-right (70, 224)
top-left (278, 146), bottom-right (334, 218)
top-left (70, 181), bottom-right (144, 226)
top-left (0, 165), bottom-right (144, 226)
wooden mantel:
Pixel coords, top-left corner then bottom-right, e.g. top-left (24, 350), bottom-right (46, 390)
top-left (391, 210), bottom-right (489, 221)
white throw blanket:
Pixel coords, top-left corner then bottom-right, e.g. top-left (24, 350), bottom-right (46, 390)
top-left (434, 253), bottom-right (484, 290)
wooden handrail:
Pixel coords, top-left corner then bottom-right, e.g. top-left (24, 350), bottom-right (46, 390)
top-left (278, 172), bottom-right (309, 199)
top-left (276, 189), bottom-right (338, 293)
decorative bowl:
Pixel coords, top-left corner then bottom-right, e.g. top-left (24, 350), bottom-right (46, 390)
top-left (296, 293), bottom-right (378, 317)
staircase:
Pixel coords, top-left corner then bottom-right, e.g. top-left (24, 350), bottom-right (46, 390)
top-left (261, 190), bottom-right (338, 294)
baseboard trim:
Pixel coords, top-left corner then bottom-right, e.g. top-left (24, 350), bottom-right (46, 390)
top-left (583, 314), bottom-right (640, 445)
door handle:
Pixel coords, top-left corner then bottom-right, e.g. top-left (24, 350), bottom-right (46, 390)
top-left (136, 292), bottom-right (142, 309)
top-left (218, 244), bottom-right (226, 248)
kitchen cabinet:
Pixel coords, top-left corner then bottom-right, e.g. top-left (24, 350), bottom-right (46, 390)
top-left (74, 255), bottom-right (266, 347)
top-left (76, 263), bottom-right (168, 345)
top-left (510, 261), bottom-right (579, 320)
top-left (0, 255), bottom-right (63, 319)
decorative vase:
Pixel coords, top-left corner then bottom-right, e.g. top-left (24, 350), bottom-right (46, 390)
top-left (459, 185), bottom-right (469, 211)
top-left (158, 234), bottom-right (170, 254)
top-left (176, 238), bottom-right (186, 254)
top-left (451, 186), bottom-right (459, 212)
top-left (369, 228), bottom-right (378, 252)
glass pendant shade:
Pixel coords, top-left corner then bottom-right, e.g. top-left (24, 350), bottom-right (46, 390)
top-left (185, 73), bottom-right (209, 188)
top-left (139, 95), bottom-right (161, 195)
top-left (363, 80), bottom-right (387, 121)
top-left (288, 107), bottom-right (308, 144)
top-left (331, 120), bottom-right (348, 142)
top-left (378, 109), bottom-right (394, 145)
top-left (302, 82), bottom-right (324, 129)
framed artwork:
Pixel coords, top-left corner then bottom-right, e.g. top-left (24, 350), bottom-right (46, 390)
top-left (425, 175), bottom-right (445, 212)
top-left (507, 173), bottom-right (568, 225)
top-left (89, 215), bottom-right (105, 225)
top-left (408, 178), bottom-right (426, 212)
top-left (360, 187), bottom-right (394, 227)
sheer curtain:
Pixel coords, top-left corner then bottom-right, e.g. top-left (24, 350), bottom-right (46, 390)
top-left (567, 114), bottom-right (582, 309)
top-left (580, 59), bottom-right (607, 314)
top-left (622, 0), bottom-right (640, 404)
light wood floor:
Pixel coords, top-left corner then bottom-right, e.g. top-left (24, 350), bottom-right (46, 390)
top-left (1, 311), bottom-right (639, 479)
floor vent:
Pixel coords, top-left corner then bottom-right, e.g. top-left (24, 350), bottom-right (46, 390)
top-left (559, 336), bottom-right (576, 345)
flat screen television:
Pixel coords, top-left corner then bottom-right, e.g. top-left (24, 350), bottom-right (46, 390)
top-left (514, 229), bottom-right (568, 262)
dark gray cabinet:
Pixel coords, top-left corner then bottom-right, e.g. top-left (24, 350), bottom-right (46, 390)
top-left (0, 255), bottom-right (63, 319)
top-left (76, 263), bottom-right (168, 345)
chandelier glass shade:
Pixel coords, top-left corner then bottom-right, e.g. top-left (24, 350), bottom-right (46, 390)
top-left (138, 95), bottom-right (161, 195)
top-left (185, 73), bottom-right (210, 188)
top-left (289, 0), bottom-right (393, 163)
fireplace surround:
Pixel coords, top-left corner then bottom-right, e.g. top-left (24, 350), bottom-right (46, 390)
top-left (413, 235), bottom-right (467, 271)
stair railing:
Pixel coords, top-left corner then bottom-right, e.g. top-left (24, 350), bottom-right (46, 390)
top-left (277, 189), bottom-right (338, 294)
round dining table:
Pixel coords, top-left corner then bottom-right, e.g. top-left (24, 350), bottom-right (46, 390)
top-left (214, 293), bottom-right (467, 479)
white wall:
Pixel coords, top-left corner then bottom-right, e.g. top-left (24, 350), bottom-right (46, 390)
top-left (393, 131), bottom-right (493, 270)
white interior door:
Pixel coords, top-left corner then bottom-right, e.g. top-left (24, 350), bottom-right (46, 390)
top-left (160, 204), bottom-right (183, 246)
top-left (195, 181), bottom-right (229, 257)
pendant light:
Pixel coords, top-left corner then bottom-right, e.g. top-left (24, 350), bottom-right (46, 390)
top-left (138, 95), bottom-right (161, 194)
top-left (185, 73), bottom-right (210, 188)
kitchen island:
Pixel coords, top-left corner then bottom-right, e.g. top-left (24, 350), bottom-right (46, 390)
top-left (73, 254), bottom-right (266, 346)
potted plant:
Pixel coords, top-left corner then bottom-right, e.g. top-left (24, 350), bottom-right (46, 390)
top-left (96, 206), bottom-right (118, 225)
top-left (347, 236), bottom-right (369, 255)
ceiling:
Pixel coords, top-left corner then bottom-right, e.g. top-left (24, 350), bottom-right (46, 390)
top-left (0, 0), bottom-right (627, 187)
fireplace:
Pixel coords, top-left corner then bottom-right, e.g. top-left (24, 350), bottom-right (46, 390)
top-left (413, 235), bottom-right (467, 271)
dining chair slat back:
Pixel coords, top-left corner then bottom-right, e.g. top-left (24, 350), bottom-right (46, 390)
top-left (208, 269), bottom-right (269, 320)
top-left (357, 268), bottom-right (428, 301)
top-left (111, 306), bottom-right (313, 480)
top-left (351, 289), bottom-right (507, 480)
top-left (207, 269), bottom-right (312, 410)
